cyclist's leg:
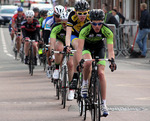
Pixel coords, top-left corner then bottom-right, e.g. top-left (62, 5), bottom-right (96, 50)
top-left (53, 40), bottom-right (64, 79)
top-left (24, 41), bottom-right (30, 64)
top-left (82, 51), bottom-right (92, 81)
top-left (67, 56), bottom-right (74, 82)
top-left (97, 47), bottom-right (109, 116)
top-left (81, 50), bottom-right (92, 97)
top-left (69, 35), bottom-right (79, 89)
top-left (33, 42), bottom-right (38, 65)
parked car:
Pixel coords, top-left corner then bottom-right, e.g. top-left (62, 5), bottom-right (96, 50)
top-left (0, 15), bottom-right (4, 25)
top-left (30, 3), bottom-right (53, 11)
top-left (0, 5), bottom-right (18, 25)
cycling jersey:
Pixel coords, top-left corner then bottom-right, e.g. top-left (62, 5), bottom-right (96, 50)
top-left (79, 22), bottom-right (113, 66)
top-left (50, 23), bottom-right (66, 44)
top-left (9, 18), bottom-right (12, 33)
top-left (79, 22), bottom-right (113, 50)
top-left (67, 11), bottom-right (90, 37)
top-left (12, 13), bottom-right (25, 28)
top-left (21, 19), bottom-right (41, 41)
top-left (43, 16), bottom-right (55, 31)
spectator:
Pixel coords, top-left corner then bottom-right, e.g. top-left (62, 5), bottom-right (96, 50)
top-left (112, 9), bottom-right (120, 23)
top-left (136, 3), bottom-right (150, 58)
top-left (102, 5), bottom-right (119, 28)
top-left (20, 0), bottom-right (24, 7)
top-left (113, 6), bottom-right (125, 24)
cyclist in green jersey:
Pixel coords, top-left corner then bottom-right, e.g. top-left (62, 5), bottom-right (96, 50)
top-left (50, 12), bottom-right (75, 100)
top-left (76, 9), bottom-right (117, 117)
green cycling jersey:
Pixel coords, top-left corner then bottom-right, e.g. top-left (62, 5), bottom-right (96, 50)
top-left (79, 22), bottom-right (113, 46)
top-left (50, 23), bottom-right (66, 44)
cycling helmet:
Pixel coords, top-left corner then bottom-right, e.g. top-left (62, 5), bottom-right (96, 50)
top-left (17, 7), bottom-right (23, 12)
top-left (33, 7), bottom-right (40, 12)
top-left (74, 0), bottom-right (89, 11)
top-left (47, 8), bottom-right (54, 16)
top-left (60, 12), bottom-right (69, 20)
top-left (89, 9), bottom-right (105, 21)
top-left (25, 10), bottom-right (35, 17)
top-left (54, 5), bottom-right (65, 16)
top-left (40, 9), bottom-right (48, 16)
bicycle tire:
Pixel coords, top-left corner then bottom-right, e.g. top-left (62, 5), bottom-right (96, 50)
top-left (62, 66), bottom-right (67, 109)
top-left (78, 98), bottom-right (83, 116)
top-left (94, 78), bottom-right (102, 121)
top-left (90, 76), bottom-right (96, 121)
top-left (43, 54), bottom-right (47, 71)
top-left (56, 80), bottom-right (60, 100)
top-left (28, 45), bottom-right (34, 76)
top-left (83, 99), bottom-right (87, 121)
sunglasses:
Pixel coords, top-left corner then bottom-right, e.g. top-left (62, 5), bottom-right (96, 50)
top-left (91, 22), bottom-right (103, 26)
top-left (26, 16), bottom-right (32, 18)
top-left (77, 12), bottom-right (88, 16)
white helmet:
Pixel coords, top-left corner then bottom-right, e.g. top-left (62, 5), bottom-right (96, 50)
top-left (25, 10), bottom-right (34, 17)
top-left (47, 8), bottom-right (54, 16)
top-left (54, 5), bottom-right (65, 16)
top-left (60, 12), bottom-right (70, 20)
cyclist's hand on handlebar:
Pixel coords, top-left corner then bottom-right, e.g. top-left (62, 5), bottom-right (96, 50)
top-left (64, 46), bottom-right (72, 53)
top-left (109, 58), bottom-right (117, 72)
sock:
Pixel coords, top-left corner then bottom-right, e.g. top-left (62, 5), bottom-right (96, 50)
top-left (82, 79), bottom-right (88, 86)
top-left (55, 64), bottom-right (59, 69)
top-left (102, 100), bottom-right (106, 106)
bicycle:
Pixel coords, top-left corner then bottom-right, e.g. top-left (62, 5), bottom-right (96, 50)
top-left (53, 49), bottom-right (76, 108)
top-left (79, 57), bottom-right (115, 121)
top-left (25, 38), bottom-right (36, 76)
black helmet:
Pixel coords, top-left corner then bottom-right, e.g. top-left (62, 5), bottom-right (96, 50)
top-left (74, 0), bottom-right (89, 11)
top-left (89, 9), bottom-right (105, 21)
top-left (40, 9), bottom-right (48, 16)
top-left (33, 7), bottom-right (40, 12)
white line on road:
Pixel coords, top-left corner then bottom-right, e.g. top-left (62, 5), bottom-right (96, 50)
top-left (0, 27), bottom-right (14, 58)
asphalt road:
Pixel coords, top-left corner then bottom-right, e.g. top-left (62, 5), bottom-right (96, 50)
top-left (0, 26), bottom-right (150, 121)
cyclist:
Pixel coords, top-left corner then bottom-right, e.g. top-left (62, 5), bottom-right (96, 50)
top-left (33, 7), bottom-right (40, 19)
top-left (50, 12), bottom-right (74, 100)
top-left (11, 7), bottom-right (25, 59)
top-left (39, 9), bottom-right (48, 39)
top-left (9, 10), bottom-right (17, 46)
top-left (21, 10), bottom-right (41, 65)
top-left (42, 5), bottom-right (65, 78)
top-left (76, 9), bottom-right (117, 116)
top-left (65, 0), bottom-right (90, 94)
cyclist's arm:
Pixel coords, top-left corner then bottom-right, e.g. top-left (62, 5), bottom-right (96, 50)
top-left (76, 38), bottom-right (84, 64)
top-left (65, 26), bottom-right (72, 46)
top-left (107, 44), bottom-right (115, 59)
top-left (106, 31), bottom-right (115, 59)
top-left (77, 28), bottom-right (86, 64)
top-left (11, 19), bottom-right (16, 32)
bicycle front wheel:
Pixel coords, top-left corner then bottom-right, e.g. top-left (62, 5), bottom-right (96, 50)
top-left (28, 47), bottom-right (34, 76)
top-left (61, 66), bottom-right (67, 109)
top-left (94, 78), bottom-right (102, 121)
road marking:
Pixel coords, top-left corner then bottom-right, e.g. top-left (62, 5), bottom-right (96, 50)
top-left (0, 28), bottom-right (14, 58)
